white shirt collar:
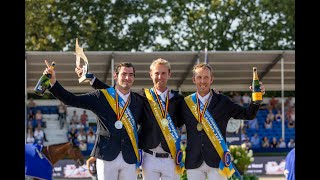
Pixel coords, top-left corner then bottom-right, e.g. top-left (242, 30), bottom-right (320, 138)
top-left (197, 91), bottom-right (211, 104)
top-left (155, 88), bottom-right (168, 101)
top-left (116, 88), bottom-right (130, 102)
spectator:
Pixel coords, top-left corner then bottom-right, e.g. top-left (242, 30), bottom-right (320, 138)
top-left (34, 124), bottom-right (48, 142)
top-left (266, 110), bottom-right (275, 121)
top-left (241, 92), bottom-right (251, 107)
top-left (285, 96), bottom-right (295, 108)
top-left (289, 107), bottom-right (295, 121)
top-left (76, 122), bottom-right (85, 130)
top-left (79, 141), bottom-right (87, 151)
top-left (270, 137), bottom-right (278, 148)
top-left (27, 116), bottom-right (34, 131)
top-left (287, 139), bottom-right (295, 148)
top-left (275, 110), bottom-right (282, 122)
top-left (264, 117), bottom-right (273, 129)
top-left (243, 137), bottom-right (252, 149)
top-left (269, 96), bottom-right (279, 110)
top-left (71, 110), bottom-right (79, 124)
top-left (287, 119), bottom-right (295, 129)
top-left (277, 137), bottom-right (286, 148)
top-left (247, 117), bottom-right (259, 130)
top-left (77, 129), bottom-right (87, 143)
top-left (35, 110), bottom-right (44, 127)
top-left (240, 128), bottom-right (247, 141)
top-left (27, 98), bottom-right (36, 109)
top-left (69, 119), bottom-right (78, 130)
top-left (67, 127), bottom-right (78, 145)
top-left (57, 101), bottom-right (67, 129)
top-left (250, 133), bottom-right (260, 148)
top-left (232, 92), bottom-right (242, 106)
top-left (86, 126), bottom-right (95, 136)
top-left (286, 106), bottom-right (295, 122)
top-left (80, 110), bottom-right (88, 127)
top-left (27, 109), bottom-right (35, 121)
top-left (26, 128), bottom-right (35, 144)
top-left (261, 136), bottom-right (270, 148)
top-left (87, 131), bottom-right (96, 144)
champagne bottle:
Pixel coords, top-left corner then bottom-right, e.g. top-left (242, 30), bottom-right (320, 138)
top-left (34, 61), bottom-right (56, 96)
top-left (252, 67), bottom-right (262, 104)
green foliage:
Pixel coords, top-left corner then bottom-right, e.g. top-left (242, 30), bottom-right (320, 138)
top-left (26, 0), bottom-right (295, 51)
top-left (229, 174), bottom-right (258, 180)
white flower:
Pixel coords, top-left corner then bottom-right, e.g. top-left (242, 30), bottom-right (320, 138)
top-left (236, 151), bottom-right (241, 156)
top-left (241, 143), bottom-right (246, 149)
top-left (247, 150), bottom-right (253, 157)
top-left (229, 145), bottom-right (235, 150)
top-left (234, 159), bottom-right (238, 164)
top-left (250, 157), bottom-right (254, 162)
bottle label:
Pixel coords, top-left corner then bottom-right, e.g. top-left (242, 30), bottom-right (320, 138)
top-left (252, 92), bottom-right (262, 101)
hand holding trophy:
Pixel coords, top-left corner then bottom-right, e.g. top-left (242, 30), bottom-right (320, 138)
top-left (74, 38), bottom-right (93, 83)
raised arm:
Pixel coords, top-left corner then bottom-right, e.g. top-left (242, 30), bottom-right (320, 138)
top-left (226, 82), bottom-right (266, 120)
top-left (44, 60), bottom-right (100, 111)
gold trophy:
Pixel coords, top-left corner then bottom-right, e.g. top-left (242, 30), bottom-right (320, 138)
top-left (74, 38), bottom-right (93, 83)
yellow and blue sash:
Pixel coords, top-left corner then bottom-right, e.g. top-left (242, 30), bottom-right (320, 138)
top-left (185, 93), bottom-right (240, 178)
top-left (101, 88), bottom-right (141, 171)
top-left (145, 88), bottom-right (184, 175)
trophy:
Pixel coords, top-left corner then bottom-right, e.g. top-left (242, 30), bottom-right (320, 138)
top-left (74, 38), bottom-right (93, 83)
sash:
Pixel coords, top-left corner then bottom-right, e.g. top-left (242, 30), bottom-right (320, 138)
top-left (101, 88), bottom-right (141, 171)
top-left (185, 93), bottom-right (240, 178)
top-left (145, 88), bottom-right (184, 175)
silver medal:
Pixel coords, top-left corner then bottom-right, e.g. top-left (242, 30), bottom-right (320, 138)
top-left (115, 121), bottom-right (123, 129)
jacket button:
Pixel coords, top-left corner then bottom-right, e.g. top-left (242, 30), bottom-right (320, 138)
top-left (121, 139), bottom-right (125, 143)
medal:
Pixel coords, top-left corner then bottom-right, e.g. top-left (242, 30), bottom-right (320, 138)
top-left (115, 121), bottom-right (123, 129)
top-left (161, 118), bottom-right (169, 127)
top-left (115, 92), bottom-right (130, 130)
top-left (197, 123), bottom-right (203, 131)
top-left (196, 92), bottom-right (211, 132)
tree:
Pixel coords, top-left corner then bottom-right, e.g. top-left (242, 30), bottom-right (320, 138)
top-left (26, 0), bottom-right (295, 51)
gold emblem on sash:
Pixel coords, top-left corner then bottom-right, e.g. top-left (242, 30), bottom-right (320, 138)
top-left (161, 118), bottom-right (169, 127)
top-left (197, 123), bottom-right (203, 131)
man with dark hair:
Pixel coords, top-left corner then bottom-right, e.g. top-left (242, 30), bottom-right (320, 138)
top-left (43, 60), bottom-right (144, 180)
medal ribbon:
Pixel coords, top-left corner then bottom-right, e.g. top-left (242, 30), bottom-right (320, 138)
top-left (154, 87), bottom-right (169, 119)
top-left (101, 88), bottom-right (141, 172)
top-left (145, 88), bottom-right (185, 175)
top-left (116, 92), bottom-right (131, 122)
top-left (196, 92), bottom-right (211, 124)
top-left (184, 93), bottom-right (240, 178)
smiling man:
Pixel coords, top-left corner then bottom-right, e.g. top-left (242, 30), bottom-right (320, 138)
top-left (45, 61), bottom-right (144, 180)
top-left (181, 63), bottom-right (265, 180)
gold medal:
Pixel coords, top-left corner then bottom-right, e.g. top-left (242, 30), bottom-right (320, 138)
top-left (197, 123), bottom-right (203, 131)
top-left (161, 118), bottom-right (169, 126)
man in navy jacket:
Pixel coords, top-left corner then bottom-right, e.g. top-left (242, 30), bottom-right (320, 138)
top-left (181, 63), bottom-right (264, 180)
top-left (44, 60), bottom-right (144, 180)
